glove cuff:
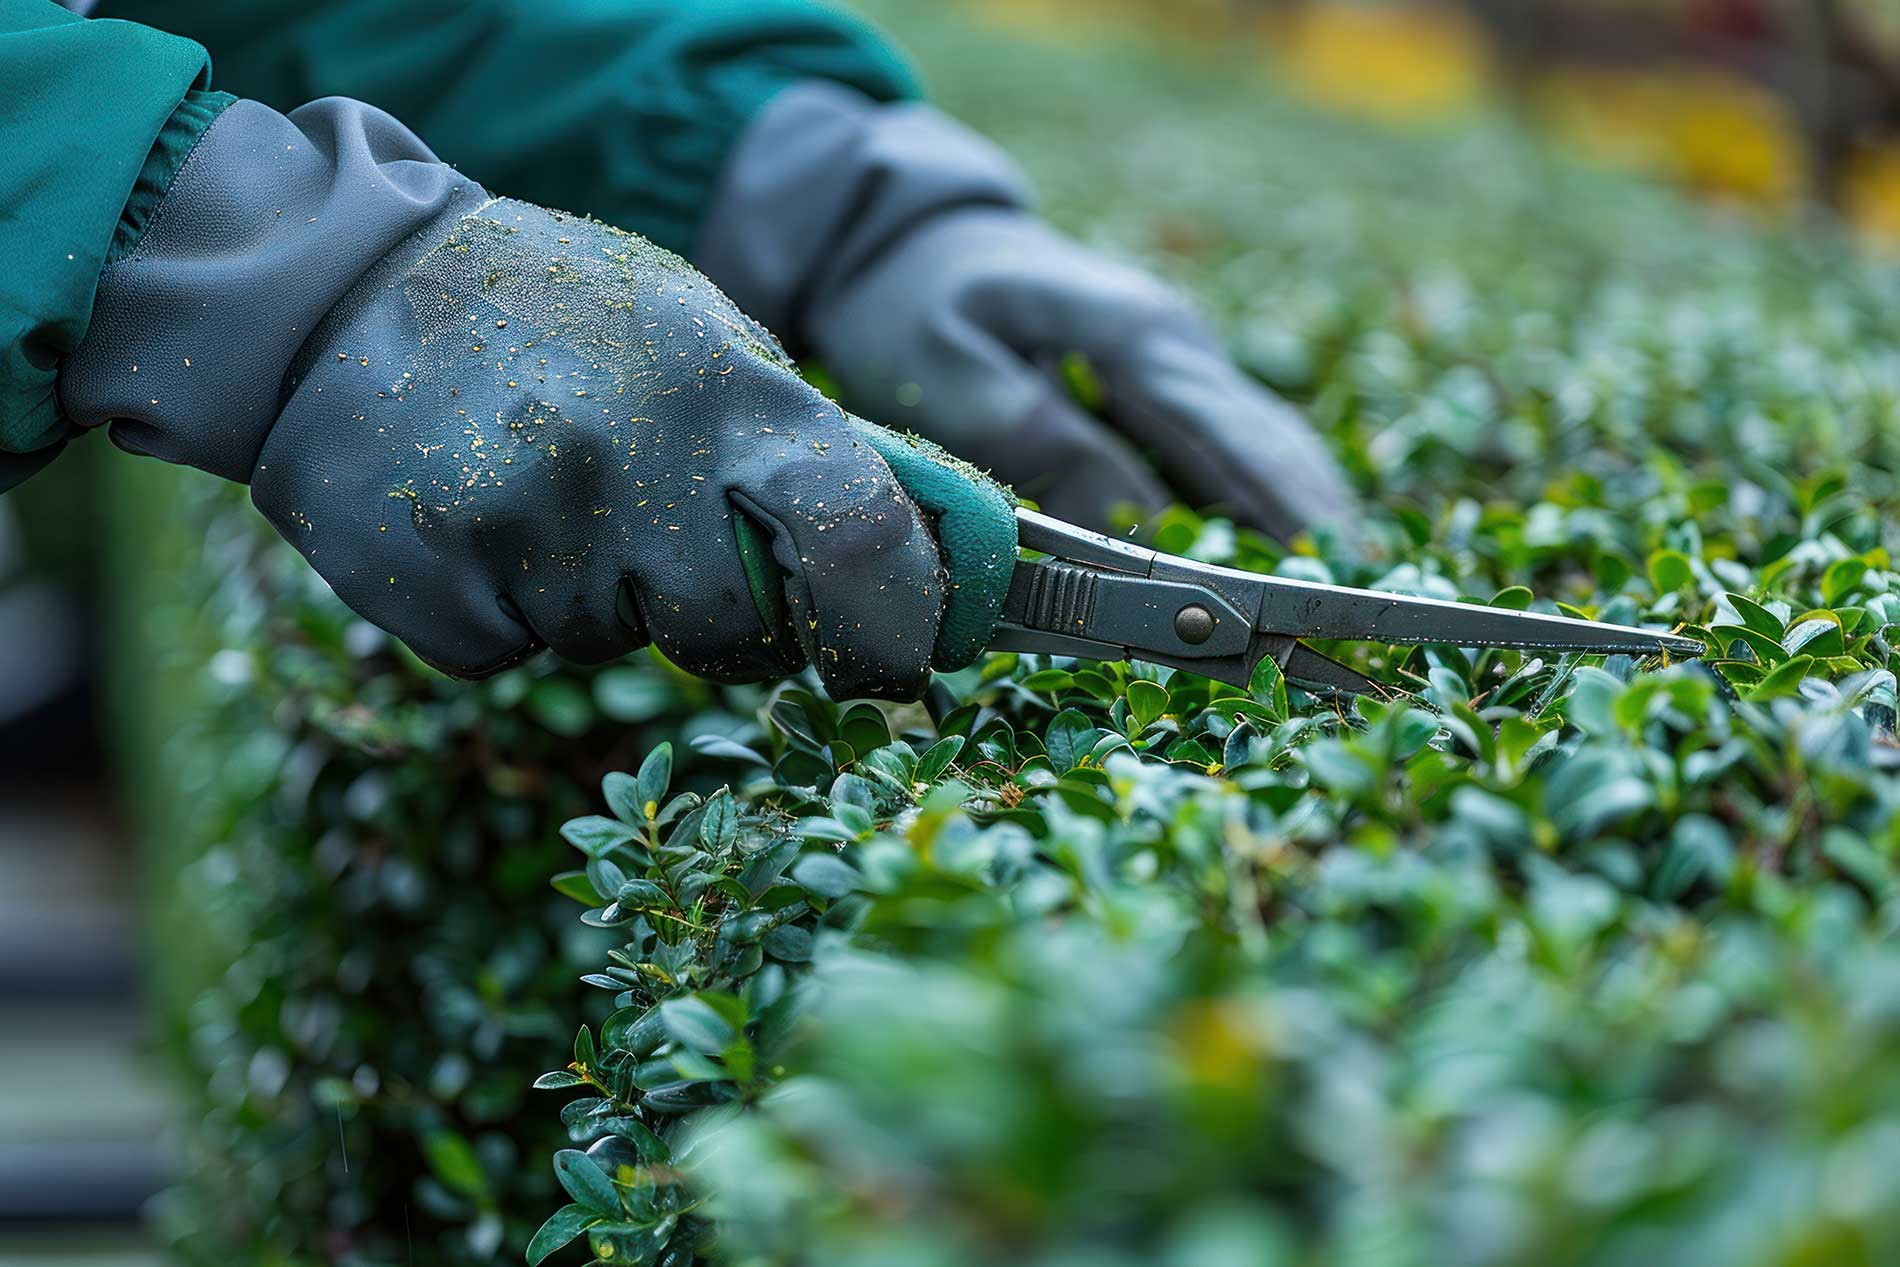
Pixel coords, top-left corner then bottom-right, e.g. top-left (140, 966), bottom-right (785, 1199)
top-left (693, 81), bottom-right (1033, 350)
top-left (59, 96), bottom-right (482, 484)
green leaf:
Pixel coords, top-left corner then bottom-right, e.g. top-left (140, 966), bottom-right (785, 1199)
top-left (831, 773), bottom-right (877, 813)
top-left (552, 871), bottom-right (603, 904)
top-left (833, 802), bottom-right (874, 837)
top-left (423, 1131), bottom-right (489, 1202)
top-left (1594, 551), bottom-right (1634, 592)
top-left (916, 735), bottom-right (966, 784)
top-left (1746, 655), bottom-right (1815, 700)
top-left (699, 790), bottom-right (739, 851)
top-left (1164, 736), bottom-right (1218, 768)
top-left (863, 747), bottom-right (920, 794)
top-left (1391, 708), bottom-right (1441, 760)
top-left (602, 772), bottom-right (643, 826)
top-left (1647, 549), bottom-right (1694, 594)
top-left (690, 734), bottom-right (771, 767)
top-left (1545, 751), bottom-right (1655, 840)
top-left (574, 1025), bottom-right (597, 1068)
top-left (762, 924), bottom-right (814, 962)
top-left (1712, 625), bottom-right (1788, 666)
top-left (769, 696), bottom-right (826, 751)
top-left (697, 991), bottom-right (750, 1031)
top-left (660, 996), bottom-right (737, 1053)
top-left (1822, 827), bottom-right (1888, 894)
top-left (527, 1204), bottom-right (600, 1267)
top-left (1044, 709), bottom-right (1099, 774)
top-left (1302, 740), bottom-right (1376, 798)
top-left (837, 704), bottom-right (893, 759)
top-left (615, 878), bottom-right (669, 908)
top-left (1823, 557), bottom-right (1870, 604)
top-left (561, 817), bottom-right (638, 859)
top-left (552, 1148), bottom-right (620, 1216)
top-left (593, 668), bottom-right (674, 723)
top-left (602, 1007), bottom-right (667, 1058)
top-left (791, 853), bottom-right (862, 899)
top-left (635, 744), bottom-right (674, 821)
top-left (534, 1070), bottom-right (586, 1090)
top-left (1566, 667), bottom-right (1624, 736)
top-left (606, 1117), bottom-right (672, 1162)
top-left (1654, 815), bottom-right (1735, 900)
top-left (1489, 585), bottom-right (1534, 610)
top-left (669, 1048), bottom-right (733, 1084)
top-left (588, 1223), bottom-right (674, 1265)
top-left (586, 857), bottom-right (628, 901)
top-left (1248, 654), bottom-right (1289, 722)
top-left (1724, 593), bottom-right (1784, 638)
top-left (1127, 680), bottom-right (1169, 731)
top-left (1782, 615), bottom-right (1845, 659)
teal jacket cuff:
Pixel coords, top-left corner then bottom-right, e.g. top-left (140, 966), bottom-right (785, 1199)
top-left (0, 3), bottom-right (227, 484)
top-left (112, 87), bottom-right (237, 265)
top-left (98, 0), bottom-right (922, 257)
top-left (0, 86), bottom-right (232, 493)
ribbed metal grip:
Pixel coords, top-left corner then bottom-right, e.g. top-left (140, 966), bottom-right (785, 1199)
top-left (1020, 561), bottom-right (1099, 634)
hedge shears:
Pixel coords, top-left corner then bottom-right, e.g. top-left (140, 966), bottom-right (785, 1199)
top-left (990, 509), bottom-right (1705, 698)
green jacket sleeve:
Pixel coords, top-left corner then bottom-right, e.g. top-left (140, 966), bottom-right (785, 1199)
top-left (0, 1), bottom-right (230, 491)
top-left (96, 0), bottom-right (921, 257)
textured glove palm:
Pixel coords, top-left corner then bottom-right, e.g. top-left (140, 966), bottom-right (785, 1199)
top-left (61, 99), bottom-right (1013, 699)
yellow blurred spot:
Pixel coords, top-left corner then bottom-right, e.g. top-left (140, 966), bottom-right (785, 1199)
top-left (1845, 138), bottom-right (1900, 253)
top-left (1173, 998), bottom-right (1269, 1092)
top-left (1536, 67), bottom-right (1806, 209)
top-left (970, 0), bottom-right (1243, 48)
top-left (1271, 2), bottom-right (1491, 125)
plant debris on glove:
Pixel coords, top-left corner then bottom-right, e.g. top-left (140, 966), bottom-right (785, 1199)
top-left (60, 98), bottom-right (1015, 700)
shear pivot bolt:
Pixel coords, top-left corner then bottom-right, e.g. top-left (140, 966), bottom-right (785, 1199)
top-left (1174, 604), bottom-right (1215, 645)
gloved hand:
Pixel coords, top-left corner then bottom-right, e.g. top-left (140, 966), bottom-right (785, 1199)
top-left (696, 83), bottom-right (1353, 540)
top-left (59, 97), bottom-right (1015, 700)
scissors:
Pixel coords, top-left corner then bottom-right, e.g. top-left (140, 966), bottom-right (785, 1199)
top-left (989, 509), bottom-right (1705, 697)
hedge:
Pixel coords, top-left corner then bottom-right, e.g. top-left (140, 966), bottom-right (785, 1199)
top-left (124, 2), bottom-right (1900, 1265)
top-left (534, 532), bottom-right (1900, 1265)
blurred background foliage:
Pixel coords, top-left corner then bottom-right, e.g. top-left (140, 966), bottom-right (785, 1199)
top-left (986, 0), bottom-right (1900, 247)
top-left (7, 0), bottom-right (1900, 1264)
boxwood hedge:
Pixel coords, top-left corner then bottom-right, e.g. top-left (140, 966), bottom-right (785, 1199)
top-left (128, 3), bottom-right (1900, 1266)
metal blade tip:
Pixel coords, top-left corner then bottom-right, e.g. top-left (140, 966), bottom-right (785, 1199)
top-left (1657, 632), bottom-right (1706, 658)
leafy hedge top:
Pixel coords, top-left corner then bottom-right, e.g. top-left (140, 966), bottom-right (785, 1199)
top-left (530, 521), bottom-right (1900, 1265)
top-left (521, 5), bottom-right (1900, 1265)
top-left (138, 3), bottom-right (1900, 1266)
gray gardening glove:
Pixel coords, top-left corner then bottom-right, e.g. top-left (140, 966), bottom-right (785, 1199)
top-left (59, 97), bottom-right (1015, 699)
top-left (696, 82), bottom-right (1352, 539)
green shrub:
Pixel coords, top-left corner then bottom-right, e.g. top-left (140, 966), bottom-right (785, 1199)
top-left (126, 2), bottom-right (1900, 1265)
top-left (127, 477), bottom-right (764, 1263)
top-left (530, 506), bottom-right (1900, 1265)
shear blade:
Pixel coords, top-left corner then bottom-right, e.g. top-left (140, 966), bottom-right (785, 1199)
top-left (1279, 643), bottom-right (1394, 700)
top-left (1255, 575), bottom-right (1703, 658)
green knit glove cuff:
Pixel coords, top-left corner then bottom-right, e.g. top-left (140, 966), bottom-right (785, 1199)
top-left (849, 421), bottom-right (1017, 671)
top-left (734, 422), bottom-right (1017, 675)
